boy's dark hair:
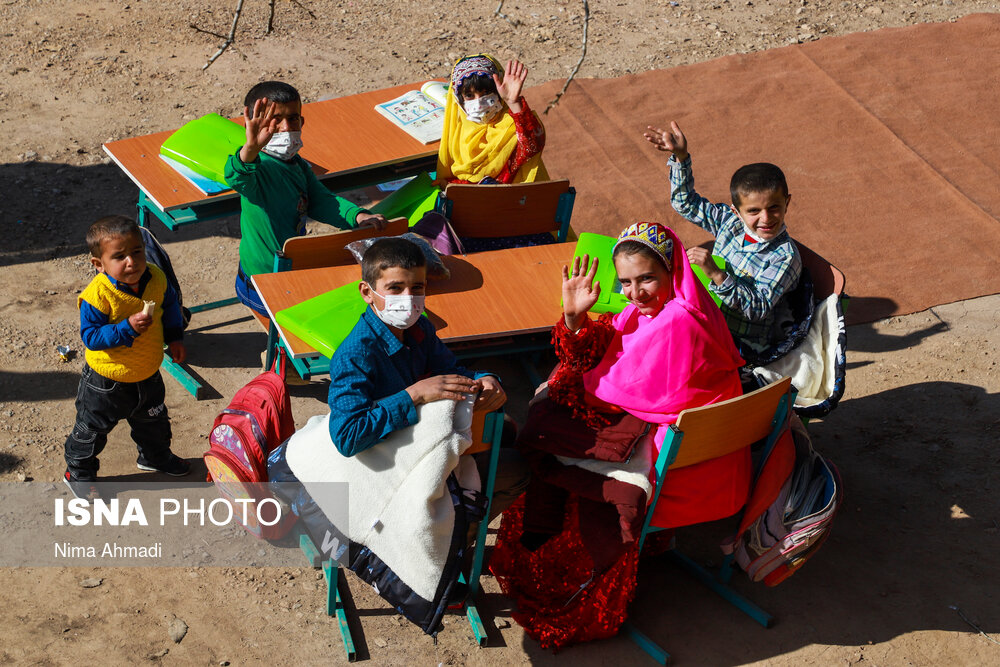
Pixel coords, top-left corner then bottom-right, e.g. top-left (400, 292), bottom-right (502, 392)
top-left (730, 163), bottom-right (788, 208)
top-left (244, 81), bottom-right (301, 116)
top-left (361, 238), bottom-right (426, 285)
top-left (613, 241), bottom-right (671, 271)
top-left (87, 215), bottom-right (140, 257)
top-left (456, 73), bottom-right (498, 106)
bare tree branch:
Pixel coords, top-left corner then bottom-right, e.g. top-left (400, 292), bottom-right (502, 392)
top-left (201, 0), bottom-right (246, 70)
top-left (545, 0), bottom-right (590, 114)
top-left (494, 0), bottom-right (521, 28)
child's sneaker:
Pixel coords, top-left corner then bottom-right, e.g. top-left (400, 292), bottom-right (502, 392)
top-left (136, 454), bottom-right (191, 476)
top-left (63, 471), bottom-right (104, 501)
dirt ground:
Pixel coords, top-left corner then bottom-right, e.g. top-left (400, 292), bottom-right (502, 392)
top-left (2, 0), bottom-right (1000, 664)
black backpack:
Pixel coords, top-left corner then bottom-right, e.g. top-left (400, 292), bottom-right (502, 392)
top-left (139, 226), bottom-right (191, 329)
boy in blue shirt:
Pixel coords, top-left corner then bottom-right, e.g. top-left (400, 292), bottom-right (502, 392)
top-left (645, 121), bottom-right (802, 360)
top-left (63, 216), bottom-right (189, 499)
top-left (225, 80), bottom-right (387, 316)
top-left (327, 237), bottom-right (528, 518)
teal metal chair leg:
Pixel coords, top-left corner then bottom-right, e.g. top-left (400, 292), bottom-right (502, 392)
top-left (188, 297), bottom-right (240, 313)
top-left (300, 533), bottom-right (356, 661)
top-left (622, 622), bottom-right (670, 665)
top-left (324, 560), bottom-right (357, 661)
top-left (464, 410), bottom-right (505, 646)
top-left (667, 550), bottom-right (773, 628)
top-left (265, 322), bottom-right (279, 373)
top-left (160, 354), bottom-right (204, 399)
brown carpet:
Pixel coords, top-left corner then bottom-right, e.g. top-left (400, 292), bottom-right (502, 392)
top-left (524, 13), bottom-right (1000, 324)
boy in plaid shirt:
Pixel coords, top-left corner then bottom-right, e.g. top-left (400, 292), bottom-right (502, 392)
top-left (645, 121), bottom-right (802, 360)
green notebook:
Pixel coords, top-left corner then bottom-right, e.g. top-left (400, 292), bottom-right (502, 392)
top-left (371, 172), bottom-right (440, 225)
top-left (159, 113), bottom-right (245, 186)
top-left (572, 232), bottom-right (628, 314)
top-left (274, 281), bottom-right (367, 359)
top-left (572, 232), bottom-right (724, 313)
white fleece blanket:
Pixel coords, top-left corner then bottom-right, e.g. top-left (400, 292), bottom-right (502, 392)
top-left (558, 433), bottom-right (656, 500)
top-left (285, 396), bottom-right (479, 602)
top-left (753, 294), bottom-right (840, 408)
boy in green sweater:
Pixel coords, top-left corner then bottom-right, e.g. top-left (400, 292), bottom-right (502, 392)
top-left (226, 80), bottom-right (387, 316)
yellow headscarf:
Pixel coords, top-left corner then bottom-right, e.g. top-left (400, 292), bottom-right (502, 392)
top-left (436, 54), bottom-right (548, 184)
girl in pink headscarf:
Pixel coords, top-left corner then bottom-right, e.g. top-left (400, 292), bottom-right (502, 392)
top-left (491, 222), bottom-right (747, 650)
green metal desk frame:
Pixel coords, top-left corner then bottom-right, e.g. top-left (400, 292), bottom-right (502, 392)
top-left (136, 154), bottom-right (436, 398)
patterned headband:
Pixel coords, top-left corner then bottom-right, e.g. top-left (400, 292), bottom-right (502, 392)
top-left (451, 54), bottom-right (504, 90)
top-left (613, 222), bottom-right (674, 266)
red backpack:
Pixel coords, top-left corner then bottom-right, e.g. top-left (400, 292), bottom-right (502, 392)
top-left (203, 351), bottom-right (297, 539)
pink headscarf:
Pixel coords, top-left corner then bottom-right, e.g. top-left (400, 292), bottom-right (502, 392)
top-left (582, 223), bottom-right (744, 449)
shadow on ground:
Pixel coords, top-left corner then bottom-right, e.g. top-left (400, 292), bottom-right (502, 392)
top-left (512, 381), bottom-right (1000, 664)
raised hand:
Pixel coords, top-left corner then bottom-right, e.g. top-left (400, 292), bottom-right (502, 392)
top-left (494, 59), bottom-right (527, 113)
top-left (687, 246), bottom-right (726, 285)
top-left (562, 254), bottom-right (601, 332)
top-left (643, 121), bottom-right (688, 162)
top-left (239, 98), bottom-right (279, 162)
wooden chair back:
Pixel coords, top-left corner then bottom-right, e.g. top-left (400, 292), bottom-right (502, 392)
top-left (794, 241), bottom-right (845, 301)
top-left (668, 376), bottom-right (793, 470)
top-left (278, 216), bottom-right (408, 271)
top-left (440, 180), bottom-right (574, 240)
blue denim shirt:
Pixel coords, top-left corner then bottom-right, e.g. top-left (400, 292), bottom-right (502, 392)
top-left (327, 308), bottom-right (488, 457)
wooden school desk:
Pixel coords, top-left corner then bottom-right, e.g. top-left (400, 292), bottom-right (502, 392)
top-left (251, 243), bottom-right (576, 379)
top-left (102, 82), bottom-right (442, 397)
top-left (102, 81), bottom-right (442, 231)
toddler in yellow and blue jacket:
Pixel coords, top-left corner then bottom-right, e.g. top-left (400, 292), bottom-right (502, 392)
top-left (63, 215), bottom-right (189, 499)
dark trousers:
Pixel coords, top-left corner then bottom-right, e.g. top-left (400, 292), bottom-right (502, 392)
top-left (63, 364), bottom-right (173, 480)
top-left (235, 265), bottom-right (269, 316)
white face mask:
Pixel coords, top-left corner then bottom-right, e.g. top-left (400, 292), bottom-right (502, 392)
top-left (368, 287), bottom-right (424, 330)
top-left (261, 131), bottom-right (303, 161)
top-left (462, 94), bottom-right (503, 124)
top-left (731, 207), bottom-right (784, 244)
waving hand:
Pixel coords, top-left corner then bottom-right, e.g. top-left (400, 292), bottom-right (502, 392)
top-left (562, 254), bottom-right (601, 332)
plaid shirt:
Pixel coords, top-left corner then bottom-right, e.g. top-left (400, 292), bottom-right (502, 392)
top-left (668, 155), bottom-right (801, 352)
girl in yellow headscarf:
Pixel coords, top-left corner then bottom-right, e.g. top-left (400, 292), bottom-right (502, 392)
top-left (437, 55), bottom-right (548, 185)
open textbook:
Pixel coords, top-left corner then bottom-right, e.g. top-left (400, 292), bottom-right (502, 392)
top-left (374, 81), bottom-right (449, 144)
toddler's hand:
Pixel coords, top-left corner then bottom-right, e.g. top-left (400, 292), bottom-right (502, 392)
top-left (167, 341), bottom-right (187, 364)
top-left (643, 121), bottom-right (688, 162)
top-left (129, 311), bottom-right (153, 335)
top-left (406, 374), bottom-right (479, 407)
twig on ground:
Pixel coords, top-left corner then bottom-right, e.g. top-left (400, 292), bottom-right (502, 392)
top-left (201, 0), bottom-right (246, 70)
top-left (950, 605), bottom-right (1000, 646)
top-left (289, 0), bottom-right (317, 20)
top-left (494, 0), bottom-right (521, 28)
top-left (189, 24), bottom-right (228, 40)
top-left (267, 0), bottom-right (276, 34)
top-left (545, 0), bottom-right (590, 114)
